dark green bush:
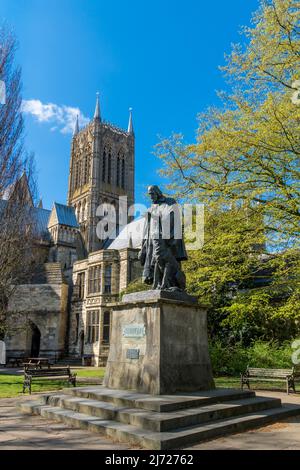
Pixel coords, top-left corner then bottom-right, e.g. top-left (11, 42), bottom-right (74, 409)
top-left (209, 339), bottom-right (295, 376)
top-left (119, 278), bottom-right (151, 298)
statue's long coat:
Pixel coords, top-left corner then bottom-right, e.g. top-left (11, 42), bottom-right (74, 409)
top-left (140, 197), bottom-right (187, 283)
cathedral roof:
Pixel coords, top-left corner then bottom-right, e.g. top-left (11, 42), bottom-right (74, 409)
top-left (32, 206), bottom-right (51, 240)
top-left (108, 217), bottom-right (145, 250)
top-left (0, 199), bottom-right (51, 241)
top-left (49, 202), bottom-right (79, 228)
top-left (1, 172), bottom-right (34, 206)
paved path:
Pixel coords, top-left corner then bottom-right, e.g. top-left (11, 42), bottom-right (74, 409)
top-left (1, 391), bottom-right (300, 450)
top-left (187, 417), bottom-right (300, 450)
top-left (0, 395), bottom-right (130, 450)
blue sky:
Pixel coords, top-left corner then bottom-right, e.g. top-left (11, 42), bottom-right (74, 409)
top-left (1, 0), bottom-right (259, 208)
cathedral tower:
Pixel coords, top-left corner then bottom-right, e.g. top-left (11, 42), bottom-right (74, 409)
top-left (67, 94), bottom-right (135, 254)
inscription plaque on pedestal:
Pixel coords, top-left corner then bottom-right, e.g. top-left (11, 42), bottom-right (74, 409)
top-left (126, 348), bottom-right (140, 359)
top-left (123, 324), bottom-right (145, 338)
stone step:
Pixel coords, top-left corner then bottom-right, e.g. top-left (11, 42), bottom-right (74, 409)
top-left (42, 394), bottom-right (281, 432)
top-left (62, 386), bottom-right (256, 412)
top-left (19, 401), bottom-right (300, 450)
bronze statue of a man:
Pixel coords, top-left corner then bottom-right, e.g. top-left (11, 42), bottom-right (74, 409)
top-left (138, 185), bottom-right (187, 291)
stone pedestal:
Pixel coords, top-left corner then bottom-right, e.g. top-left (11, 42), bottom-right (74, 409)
top-left (103, 290), bottom-right (215, 395)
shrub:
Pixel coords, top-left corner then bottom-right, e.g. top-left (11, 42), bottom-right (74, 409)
top-left (209, 339), bottom-right (296, 376)
top-left (119, 278), bottom-right (151, 297)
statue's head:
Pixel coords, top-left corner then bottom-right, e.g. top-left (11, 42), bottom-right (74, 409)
top-left (148, 185), bottom-right (163, 204)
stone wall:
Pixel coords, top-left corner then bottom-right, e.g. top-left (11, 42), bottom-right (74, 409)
top-left (68, 246), bottom-right (140, 365)
top-left (5, 282), bottom-right (69, 359)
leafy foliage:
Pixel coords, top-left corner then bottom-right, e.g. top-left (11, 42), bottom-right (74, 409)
top-left (210, 339), bottom-right (296, 376)
top-left (156, 0), bottom-right (300, 344)
top-left (157, 0), bottom-right (300, 239)
top-left (120, 278), bottom-right (152, 297)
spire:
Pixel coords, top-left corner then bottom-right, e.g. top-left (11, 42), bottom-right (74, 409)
top-left (94, 92), bottom-right (101, 120)
top-left (73, 114), bottom-right (79, 136)
top-left (127, 107), bottom-right (134, 134)
top-left (38, 198), bottom-right (43, 209)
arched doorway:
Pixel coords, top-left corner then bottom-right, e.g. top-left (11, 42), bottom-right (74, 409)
top-left (30, 323), bottom-right (41, 357)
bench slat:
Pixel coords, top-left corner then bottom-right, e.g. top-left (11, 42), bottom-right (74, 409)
top-left (247, 368), bottom-right (293, 377)
top-left (247, 377), bottom-right (288, 382)
top-left (248, 373), bottom-right (292, 378)
top-left (26, 368), bottom-right (71, 377)
top-left (23, 367), bottom-right (76, 394)
top-left (247, 368), bottom-right (293, 373)
top-left (241, 366), bottom-right (300, 394)
top-left (27, 373), bottom-right (69, 377)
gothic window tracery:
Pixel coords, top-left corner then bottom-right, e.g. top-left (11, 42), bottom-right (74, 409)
top-left (117, 149), bottom-right (125, 188)
top-left (107, 150), bottom-right (111, 184)
top-left (121, 158), bottom-right (125, 189)
top-left (116, 156), bottom-right (120, 187)
top-left (74, 162), bottom-right (79, 189)
top-left (83, 156), bottom-right (88, 185)
top-left (78, 160), bottom-right (82, 188)
top-left (102, 149), bottom-right (106, 182)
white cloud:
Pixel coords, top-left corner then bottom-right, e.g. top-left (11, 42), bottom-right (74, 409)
top-left (21, 99), bottom-right (90, 134)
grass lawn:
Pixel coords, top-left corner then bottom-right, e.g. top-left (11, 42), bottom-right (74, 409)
top-left (75, 367), bottom-right (105, 378)
top-left (0, 367), bottom-right (106, 398)
top-left (0, 370), bottom-right (298, 399)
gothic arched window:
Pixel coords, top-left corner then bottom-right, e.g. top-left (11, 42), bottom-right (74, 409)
top-left (116, 156), bottom-right (120, 187)
top-left (107, 151), bottom-right (111, 184)
top-left (102, 149), bottom-right (106, 182)
top-left (87, 156), bottom-right (91, 182)
top-left (74, 162), bottom-right (79, 189)
top-left (84, 156), bottom-right (88, 185)
top-left (121, 159), bottom-right (125, 189)
top-left (78, 160), bottom-right (82, 188)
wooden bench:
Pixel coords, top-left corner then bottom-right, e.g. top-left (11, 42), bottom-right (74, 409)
top-left (241, 366), bottom-right (300, 394)
top-left (23, 367), bottom-right (77, 394)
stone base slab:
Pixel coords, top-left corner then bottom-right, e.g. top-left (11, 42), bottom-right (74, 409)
top-left (19, 386), bottom-right (300, 450)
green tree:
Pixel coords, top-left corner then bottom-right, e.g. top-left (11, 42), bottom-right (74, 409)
top-left (157, 0), bottom-right (300, 241)
top-left (157, 0), bottom-right (300, 344)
